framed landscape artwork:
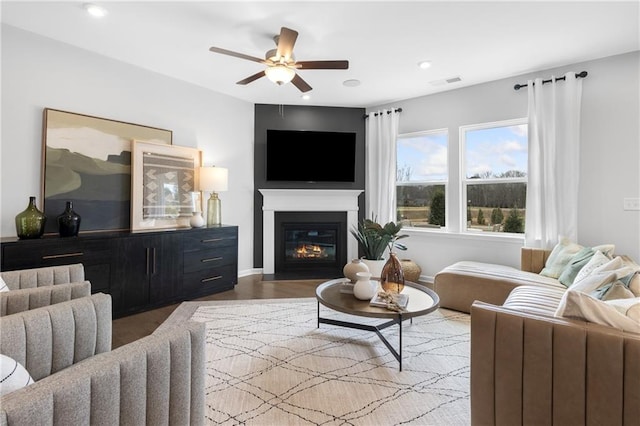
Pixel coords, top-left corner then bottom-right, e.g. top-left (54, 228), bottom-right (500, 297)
top-left (131, 140), bottom-right (202, 231)
top-left (42, 108), bottom-right (172, 234)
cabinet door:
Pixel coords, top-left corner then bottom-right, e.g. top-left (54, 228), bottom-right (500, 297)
top-left (116, 233), bottom-right (180, 315)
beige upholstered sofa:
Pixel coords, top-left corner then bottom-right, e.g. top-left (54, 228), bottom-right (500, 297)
top-left (0, 263), bottom-right (91, 316)
top-left (434, 248), bottom-right (640, 425)
top-left (0, 293), bottom-right (206, 425)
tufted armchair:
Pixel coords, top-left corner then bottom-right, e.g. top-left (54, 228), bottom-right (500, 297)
top-left (0, 293), bottom-right (206, 425)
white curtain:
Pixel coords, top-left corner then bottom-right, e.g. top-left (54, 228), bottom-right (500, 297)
top-left (365, 109), bottom-right (401, 225)
top-left (525, 72), bottom-right (583, 248)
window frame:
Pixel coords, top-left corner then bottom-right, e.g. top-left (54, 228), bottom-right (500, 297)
top-left (459, 117), bottom-right (528, 235)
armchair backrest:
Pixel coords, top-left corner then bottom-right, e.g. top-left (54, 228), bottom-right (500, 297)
top-left (1, 263), bottom-right (85, 290)
top-left (0, 292), bottom-right (112, 381)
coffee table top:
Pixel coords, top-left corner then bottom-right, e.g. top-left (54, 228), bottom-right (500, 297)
top-left (316, 278), bottom-right (440, 319)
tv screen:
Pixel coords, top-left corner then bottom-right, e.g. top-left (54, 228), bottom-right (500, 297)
top-left (266, 129), bottom-right (356, 182)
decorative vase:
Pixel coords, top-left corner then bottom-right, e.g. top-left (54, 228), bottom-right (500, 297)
top-left (353, 271), bottom-right (376, 300)
top-left (343, 259), bottom-right (369, 283)
top-left (361, 258), bottom-right (386, 279)
top-left (381, 252), bottom-right (405, 294)
top-left (15, 196), bottom-right (46, 239)
top-left (57, 201), bottom-right (81, 237)
top-left (190, 211), bottom-right (205, 228)
top-left (401, 259), bottom-right (422, 283)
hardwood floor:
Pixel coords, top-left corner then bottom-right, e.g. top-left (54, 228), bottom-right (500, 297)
top-left (111, 274), bottom-right (324, 348)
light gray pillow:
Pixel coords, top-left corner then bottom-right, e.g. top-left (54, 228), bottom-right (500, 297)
top-left (540, 238), bottom-right (583, 279)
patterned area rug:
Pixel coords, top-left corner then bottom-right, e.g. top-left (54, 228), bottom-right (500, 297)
top-left (162, 298), bottom-right (470, 425)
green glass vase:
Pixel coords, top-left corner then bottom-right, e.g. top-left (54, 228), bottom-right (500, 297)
top-left (15, 196), bottom-right (47, 239)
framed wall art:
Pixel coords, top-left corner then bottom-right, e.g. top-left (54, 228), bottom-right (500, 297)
top-left (131, 140), bottom-right (202, 231)
top-left (42, 108), bottom-right (173, 234)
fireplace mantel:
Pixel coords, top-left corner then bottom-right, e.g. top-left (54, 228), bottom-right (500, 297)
top-left (259, 189), bottom-right (363, 275)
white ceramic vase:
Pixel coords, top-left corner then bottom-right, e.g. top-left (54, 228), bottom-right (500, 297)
top-left (190, 211), bottom-right (205, 228)
top-left (361, 259), bottom-right (386, 279)
top-left (343, 259), bottom-right (369, 283)
top-left (353, 271), bottom-right (376, 300)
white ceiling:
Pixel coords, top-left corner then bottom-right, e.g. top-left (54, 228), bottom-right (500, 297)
top-left (2, 1), bottom-right (638, 108)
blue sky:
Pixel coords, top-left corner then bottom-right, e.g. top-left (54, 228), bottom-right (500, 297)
top-left (397, 124), bottom-right (527, 181)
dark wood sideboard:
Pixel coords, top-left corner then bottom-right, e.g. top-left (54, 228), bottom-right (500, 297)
top-left (0, 226), bottom-right (238, 318)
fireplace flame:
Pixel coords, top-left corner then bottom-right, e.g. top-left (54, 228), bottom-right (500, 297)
top-left (294, 244), bottom-right (327, 259)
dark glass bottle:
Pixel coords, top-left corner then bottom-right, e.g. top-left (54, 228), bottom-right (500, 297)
top-left (57, 201), bottom-right (81, 237)
top-left (380, 251), bottom-right (405, 294)
top-left (15, 196), bottom-right (47, 239)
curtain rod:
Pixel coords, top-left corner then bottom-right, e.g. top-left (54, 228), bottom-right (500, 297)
top-left (363, 108), bottom-right (402, 119)
top-left (514, 71), bottom-right (588, 91)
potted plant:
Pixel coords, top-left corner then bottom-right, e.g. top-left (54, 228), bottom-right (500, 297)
top-left (350, 215), bottom-right (408, 277)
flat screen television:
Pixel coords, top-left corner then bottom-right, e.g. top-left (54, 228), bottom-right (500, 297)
top-left (266, 129), bottom-right (357, 182)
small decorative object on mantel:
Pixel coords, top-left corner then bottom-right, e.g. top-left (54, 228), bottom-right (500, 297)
top-left (343, 258), bottom-right (369, 283)
top-left (57, 201), bottom-right (81, 237)
top-left (353, 271), bottom-right (376, 300)
top-left (15, 196), bottom-right (47, 239)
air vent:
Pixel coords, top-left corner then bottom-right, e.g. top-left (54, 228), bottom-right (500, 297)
top-left (429, 76), bottom-right (462, 86)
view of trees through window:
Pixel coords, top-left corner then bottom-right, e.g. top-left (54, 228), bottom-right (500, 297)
top-left (463, 120), bottom-right (528, 234)
top-left (396, 120), bottom-right (528, 234)
top-left (396, 130), bottom-right (448, 229)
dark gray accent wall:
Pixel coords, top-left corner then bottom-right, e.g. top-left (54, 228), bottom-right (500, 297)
top-left (253, 104), bottom-right (366, 268)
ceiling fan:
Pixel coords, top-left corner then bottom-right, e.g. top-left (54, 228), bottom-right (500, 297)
top-left (209, 27), bottom-right (349, 93)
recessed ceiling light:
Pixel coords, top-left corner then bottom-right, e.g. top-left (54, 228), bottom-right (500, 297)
top-left (343, 79), bottom-right (361, 87)
top-left (301, 94), bottom-right (311, 100)
top-left (84, 3), bottom-right (108, 18)
top-left (418, 61), bottom-right (432, 70)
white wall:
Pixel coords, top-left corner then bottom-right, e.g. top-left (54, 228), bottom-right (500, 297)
top-left (1, 24), bottom-right (256, 275)
top-left (369, 51), bottom-right (640, 280)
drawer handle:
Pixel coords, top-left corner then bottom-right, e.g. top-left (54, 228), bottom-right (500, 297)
top-left (42, 252), bottom-right (84, 260)
top-left (201, 238), bottom-right (224, 243)
top-left (201, 276), bottom-right (222, 283)
top-left (201, 257), bottom-right (223, 263)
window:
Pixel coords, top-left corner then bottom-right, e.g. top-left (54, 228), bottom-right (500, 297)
top-left (461, 119), bottom-right (528, 234)
top-left (396, 129), bottom-right (448, 229)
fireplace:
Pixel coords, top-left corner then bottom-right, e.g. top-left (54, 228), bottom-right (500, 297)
top-left (259, 189), bottom-right (363, 278)
top-left (274, 212), bottom-right (347, 279)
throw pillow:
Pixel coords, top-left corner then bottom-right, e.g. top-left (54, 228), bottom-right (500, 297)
top-left (556, 290), bottom-right (640, 333)
top-left (539, 237), bottom-right (583, 279)
top-left (606, 297), bottom-right (640, 323)
top-left (558, 247), bottom-right (596, 287)
top-left (574, 250), bottom-right (610, 283)
top-left (0, 354), bottom-right (34, 396)
top-left (0, 276), bottom-right (7, 292)
top-left (592, 244), bottom-right (616, 259)
top-left (629, 273), bottom-right (640, 296)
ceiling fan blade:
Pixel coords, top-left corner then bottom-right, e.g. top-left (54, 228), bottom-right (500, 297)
top-left (236, 71), bottom-right (266, 85)
top-left (276, 27), bottom-right (298, 62)
top-left (209, 46), bottom-right (268, 64)
top-left (291, 73), bottom-right (312, 93)
top-left (296, 60), bottom-right (349, 70)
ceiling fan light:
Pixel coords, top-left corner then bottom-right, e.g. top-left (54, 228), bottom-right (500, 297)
top-left (265, 65), bottom-right (295, 85)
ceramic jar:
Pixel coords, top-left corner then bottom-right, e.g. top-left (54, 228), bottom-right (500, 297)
top-left (15, 196), bottom-right (46, 239)
top-left (190, 211), bottom-right (205, 228)
top-left (353, 271), bottom-right (376, 300)
top-left (381, 252), bottom-right (405, 294)
top-left (343, 259), bottom-right (369, 283)
top-left (57, 201), bottom-right (81, 237)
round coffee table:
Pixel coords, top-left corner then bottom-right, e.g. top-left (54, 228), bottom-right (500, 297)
top-left (315, 278), bottom-right (440, 371)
